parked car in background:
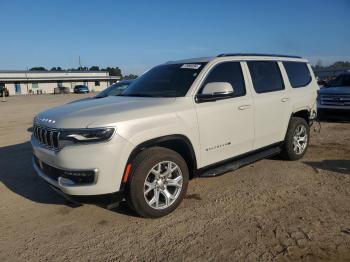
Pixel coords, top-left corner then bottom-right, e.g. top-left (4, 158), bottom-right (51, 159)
top-left (74, 85), bottom-right (89, 94)
top-left (70, 80), bottom-right (133, 103)
top-left (32, 54), bottom-right (318, 218)
top-left (96, 80), bottom-right (133, 98)
top-left (317, 72), bottom-right (350, 119)
top-left (0, 86), bottom-right (9, 97)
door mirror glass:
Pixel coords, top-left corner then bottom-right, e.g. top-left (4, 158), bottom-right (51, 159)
top-left (197, 82), bottom-right (234, 102)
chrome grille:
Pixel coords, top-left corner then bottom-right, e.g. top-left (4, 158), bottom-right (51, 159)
top-left (320, 94), bottom-right (350, 106)
top-left (33, 124), bottom-right (60, 150)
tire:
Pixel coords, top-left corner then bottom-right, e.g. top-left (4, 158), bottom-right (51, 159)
top-left (126, 147), bottom-right (189, 218)
top-left (281, 117), bottom-right (310, 160)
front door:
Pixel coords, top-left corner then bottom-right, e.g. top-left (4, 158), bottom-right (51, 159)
top-left (195, 61), bottom-right (254, 167)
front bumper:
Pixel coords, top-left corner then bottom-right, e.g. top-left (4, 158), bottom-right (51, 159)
top-left (31, 132), bottom-right (133, 196)
top-left (49, 182), bottom-right (124, 205)
top-left (317, 104), bottom-right (350, 111)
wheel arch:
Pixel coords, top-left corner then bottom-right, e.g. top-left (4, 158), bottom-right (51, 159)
top-left (121, 135), bottom-right (198, 189)
top-left (291, 109), bottom-right (311, 125)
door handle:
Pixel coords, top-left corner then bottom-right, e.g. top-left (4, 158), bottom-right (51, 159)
top-left (238, 105), bottom-right (252, 110)
top-left (281, 97), bottom-right (290, 102)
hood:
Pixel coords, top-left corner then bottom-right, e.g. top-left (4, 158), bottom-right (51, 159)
top-left (36, 96), bottom-right (177, 128)
top-left (319, 86), bottom-right (350, 95)
top-left (68, 97), bottom-right (94, 104)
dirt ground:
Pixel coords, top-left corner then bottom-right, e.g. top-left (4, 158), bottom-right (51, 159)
top-left (0, 94), bottom-right (349, 261)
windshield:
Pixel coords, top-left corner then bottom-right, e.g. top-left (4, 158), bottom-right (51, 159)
top-left (120, 63), bottom-right (206, 97)
top-left (95, 81), bottom-right (131, 98)
top-left (327, 74), bottom-right (350, 87)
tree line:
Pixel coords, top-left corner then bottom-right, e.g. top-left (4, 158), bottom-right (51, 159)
top-left (312, 60), bottom-right (350, 71)
top-left (29, 66), bottom-right (138, 80)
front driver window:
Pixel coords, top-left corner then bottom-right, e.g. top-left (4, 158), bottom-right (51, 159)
top-left (201, 62), bottom-right (246, 97)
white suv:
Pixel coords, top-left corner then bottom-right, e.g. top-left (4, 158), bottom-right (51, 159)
top-left (32, 54), bottom-right (318, 218)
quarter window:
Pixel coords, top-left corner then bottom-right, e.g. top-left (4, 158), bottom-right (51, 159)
top-left (247, 61), bottom-right (284, 93)
top-left (202, 62), bottom-right (246, 97)
top-left (283, 62), bottom-right (311, 88)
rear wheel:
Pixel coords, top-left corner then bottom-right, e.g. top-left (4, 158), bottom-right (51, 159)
top-left (126, 147), bottom-right (189, 218)
top-left (281, 117), bottom-right (310, 160)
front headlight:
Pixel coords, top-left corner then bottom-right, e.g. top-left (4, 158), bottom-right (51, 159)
top-left (58, 127), bottom-right (115, 149)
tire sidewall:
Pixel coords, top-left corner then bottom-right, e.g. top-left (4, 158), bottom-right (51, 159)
top-left (285, 117), bottom-right (310, 160)
top-left (128, 148), bottom-right (189, 218)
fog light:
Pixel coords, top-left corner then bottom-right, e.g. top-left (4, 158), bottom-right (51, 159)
top-left (61, 169), bottom-right (97, 184)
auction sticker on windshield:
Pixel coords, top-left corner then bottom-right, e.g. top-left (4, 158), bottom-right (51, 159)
top-left (181, 64), bottom-right (202, 69)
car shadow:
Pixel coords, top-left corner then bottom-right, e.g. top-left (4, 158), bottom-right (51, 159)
top-left (0, 141), bottom-right (136, 216)
top-left (0, 141), bottom-right (66, 205)
top-left (304, 160), bottom-right (350, 175)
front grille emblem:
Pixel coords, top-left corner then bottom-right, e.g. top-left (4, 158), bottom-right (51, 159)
top-left (38, 118), bottom-right (56, 124)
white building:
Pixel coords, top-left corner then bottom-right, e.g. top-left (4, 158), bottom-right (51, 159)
top-left (0, 70), bottom-right (120, 95)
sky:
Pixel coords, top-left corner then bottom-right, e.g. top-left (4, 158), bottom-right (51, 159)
top-left (0, 0), bottom-right (349, 75)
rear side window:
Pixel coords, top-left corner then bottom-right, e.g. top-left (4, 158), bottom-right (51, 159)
top-left (202, 62), bottom-right (246, 97)
top-left (247, 61), bottom-right (284, 93)
top-left (283, 62), bottom-right (311, 88)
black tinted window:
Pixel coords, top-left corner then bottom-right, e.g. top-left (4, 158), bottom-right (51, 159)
top-left (202, 62), bottom-right (246, 97)
top-left (328, 74), bottom-right (350, 87)
top-left (247, 61), bottom-right (284, 93)
top-left (283, 62), bottom-right (311, 88)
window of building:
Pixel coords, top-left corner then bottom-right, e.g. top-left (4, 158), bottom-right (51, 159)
top-left (201, 62), bottom-right (246, 97)
top-left (95, 81), bottom-right (100, 86)
top-left (283, 62), bottom-right (311, 88)
top-left (32, 82), bottom-right (39, 89)
top-left (247, 61), bottom-right (284, 93)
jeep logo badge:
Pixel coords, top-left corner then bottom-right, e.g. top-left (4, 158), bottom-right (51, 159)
top-left (38, 118), bottom-right (56, 124)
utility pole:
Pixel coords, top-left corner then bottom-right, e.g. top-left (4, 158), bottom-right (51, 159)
top-left (25, 67), bottom-right (29, 94)
top-left (79, 56), bottom-right (82, 70)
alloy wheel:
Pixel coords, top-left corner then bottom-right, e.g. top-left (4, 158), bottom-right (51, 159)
top-left (293, 125), bottom-right (308, 155)
top-left (143, 161), bottom-right (183, 210)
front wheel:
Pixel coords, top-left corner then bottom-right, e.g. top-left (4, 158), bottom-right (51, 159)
top-left (281, 117), bottom-right (310, 160)
top-left (126, 147), bottom-right (189, 218)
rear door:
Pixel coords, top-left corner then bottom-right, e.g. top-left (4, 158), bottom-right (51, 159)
top-left (195, 61), bottom-right (254, 167)
top-left (245, 61), bottom-right (292, 150)
top-left (282, 61), bottom-right (318, 114)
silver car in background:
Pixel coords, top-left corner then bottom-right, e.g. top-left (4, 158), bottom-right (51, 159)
top-left (71, 80), bottom-right (133, 103)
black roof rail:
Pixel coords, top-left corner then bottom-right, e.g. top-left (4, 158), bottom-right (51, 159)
top-left (217, 53), bottom-right (302, 59)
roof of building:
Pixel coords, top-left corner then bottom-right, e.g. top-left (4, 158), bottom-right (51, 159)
top-left (0, 70), bottom-right (107, 73)
top-left (0, 70), bottom-right (121, 82)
